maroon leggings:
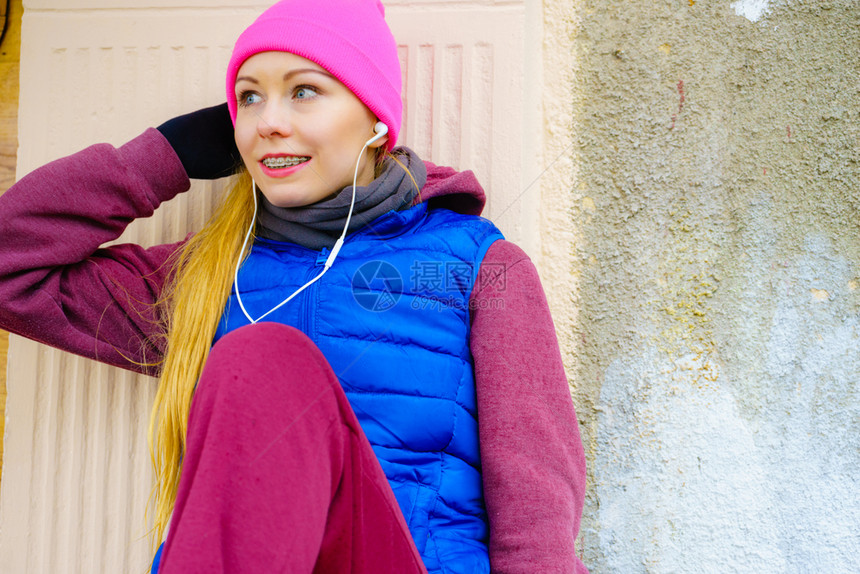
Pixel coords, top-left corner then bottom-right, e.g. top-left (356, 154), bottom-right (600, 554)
top-left (158, 322), bottom-right (427, 574)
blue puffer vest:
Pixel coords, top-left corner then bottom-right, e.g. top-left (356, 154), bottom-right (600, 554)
top-left (214, 202), bottom-right (503, 573)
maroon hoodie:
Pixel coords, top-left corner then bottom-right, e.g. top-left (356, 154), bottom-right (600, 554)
top-left (0, 128), bottom-right (588, 573)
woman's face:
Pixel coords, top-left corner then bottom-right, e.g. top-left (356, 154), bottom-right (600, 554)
top-left (233, 51), bottom-right (387, 208)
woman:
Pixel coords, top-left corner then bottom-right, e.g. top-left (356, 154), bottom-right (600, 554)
top-left (0, 0), bottom-right (588, 572)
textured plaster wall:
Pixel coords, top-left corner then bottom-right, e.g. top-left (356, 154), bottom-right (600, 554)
top-left (564, 0), bottom-right (860, 571)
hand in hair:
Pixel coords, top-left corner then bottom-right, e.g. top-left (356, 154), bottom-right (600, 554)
top-left (157, 103), bottom-right (241, 180)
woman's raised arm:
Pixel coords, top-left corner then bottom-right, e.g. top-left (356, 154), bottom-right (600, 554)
top-left (0, 128), bottom-right (190, 374)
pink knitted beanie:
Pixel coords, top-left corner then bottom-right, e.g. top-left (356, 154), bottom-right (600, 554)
top-left (226, 0), bottom-right (402, 150)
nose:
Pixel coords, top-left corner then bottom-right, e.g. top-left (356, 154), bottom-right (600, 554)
top-left (256, 101), bottom-right (293, 138)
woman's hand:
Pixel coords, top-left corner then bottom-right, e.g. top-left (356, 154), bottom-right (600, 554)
top-left (157, 103), bottom-right (241, 179)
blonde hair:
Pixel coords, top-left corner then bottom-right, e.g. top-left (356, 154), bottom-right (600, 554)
top-left (148, 169), bottom-right (254, 545)
top-left (147, 149), bottom-right (416, 547)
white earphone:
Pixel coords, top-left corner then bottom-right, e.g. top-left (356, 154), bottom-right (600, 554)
top-left (233, 122), bottom-right (390, 325)
top-left (366, 121), bottom-right (389, 145)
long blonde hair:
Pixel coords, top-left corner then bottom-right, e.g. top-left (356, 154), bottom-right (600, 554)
top-left (147, 149), bottom-right (415, 546)
top-left (148, 169), bottom-right (254, 545)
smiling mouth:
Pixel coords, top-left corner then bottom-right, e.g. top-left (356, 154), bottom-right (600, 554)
top-left (262, 156), bottom-right (310, 168)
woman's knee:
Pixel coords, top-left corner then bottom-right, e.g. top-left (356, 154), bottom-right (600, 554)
top-left (200, 322), bottom-right (340, 406)
top-left (211, 322), bottom-right (317, 361)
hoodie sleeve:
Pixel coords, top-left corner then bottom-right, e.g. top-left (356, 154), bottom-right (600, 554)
top-left (470, 239), bottom-right (589, 574)
top-left (0, 128), bottom-right (191, 375)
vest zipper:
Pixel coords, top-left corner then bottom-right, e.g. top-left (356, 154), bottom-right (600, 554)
top-left (315, 246), bottom-right (330, 266)
top-left (300, 247), bottom-right (328, 336)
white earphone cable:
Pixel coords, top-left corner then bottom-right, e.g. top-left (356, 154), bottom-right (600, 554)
top-left (233, 131), bottom-right (381, 325)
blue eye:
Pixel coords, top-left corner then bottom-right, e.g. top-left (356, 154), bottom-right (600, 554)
top-left (238, 91), bottom-right (262, 107)
top-left (294, 85), bottom-right (319, 100)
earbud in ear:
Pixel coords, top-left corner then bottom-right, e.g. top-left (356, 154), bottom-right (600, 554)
top-left (366, 121), bottom-right (389, 146)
